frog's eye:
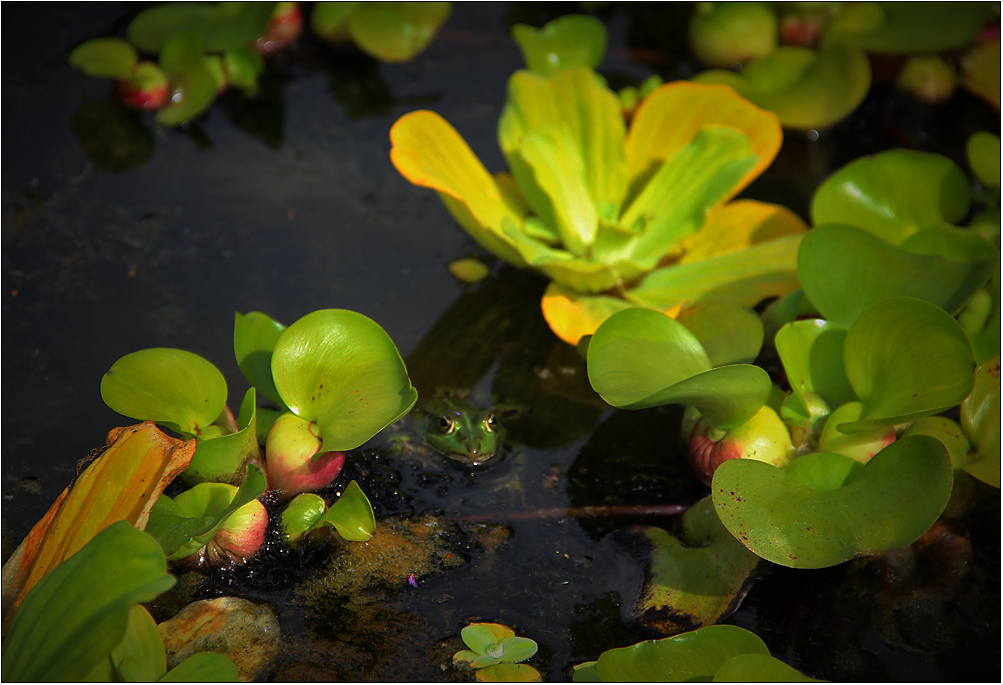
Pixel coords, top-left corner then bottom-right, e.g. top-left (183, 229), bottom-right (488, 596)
top-left (483, 413), bottom-right (497, 433)
top-left (438, 416), bottom-right (457, 434)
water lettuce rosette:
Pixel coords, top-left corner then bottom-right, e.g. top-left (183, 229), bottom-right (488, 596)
top-left (390, 67), bottom-right (806, 344)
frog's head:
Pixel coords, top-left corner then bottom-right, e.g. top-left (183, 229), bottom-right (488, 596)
top-left (423, 397), bottom-right (506, 468)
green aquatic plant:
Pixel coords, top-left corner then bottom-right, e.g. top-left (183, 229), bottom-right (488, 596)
top-left (102, 309), bottom-right (417, 497)
top-left (391, 65), bottom-right (806, 345)
top-left (603, 496), bottom-right (760, 636)
top-left (280, 482), bottom-right (377, 545)
top-left (310, 1), bottom-right (451, 62)
top-left (69, 2), bottom-right (298, 126)
top-left (453, 622), bottom-right (541, 682)
top-left (571, 624), bottom-right (818, 682)
top-left (1, 521), bottom-right (238, 682)
top-left (690, 2), bottom-right (995, 129)
top-left (144, 465), bottom-right (269, 565)
top-left (688, 1), bottom-right (778, 67)
top-left (511, 14), bottom-right (607, 76)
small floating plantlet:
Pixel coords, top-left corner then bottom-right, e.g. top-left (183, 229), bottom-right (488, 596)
top-left (68, 2), bottom-right (299, 126)
top-left (310, 1), bottom-right (451, 62)
top-left (453, 622), bottom-right (541, 682)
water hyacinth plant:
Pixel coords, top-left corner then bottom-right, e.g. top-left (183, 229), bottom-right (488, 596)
top-left (453, 622), bottom-right (541, 682)
top-left (390, 65), bottom-right (807, 345)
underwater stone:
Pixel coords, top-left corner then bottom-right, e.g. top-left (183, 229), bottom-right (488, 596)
top-left (158, 596), bottom-right (281, 682)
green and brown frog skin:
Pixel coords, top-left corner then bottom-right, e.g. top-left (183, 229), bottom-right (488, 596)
top-left (389, 395), bottom-right (508, 470)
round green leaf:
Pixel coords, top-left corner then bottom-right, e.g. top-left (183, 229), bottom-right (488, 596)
top-left (588, 308), bottom-right (771, 429)
top-left (607, 497), bottom-right (760, 636)
top-left (712, 435), bottom-right (954, 568)
top-left (841, 297), bottom-right (976, 432)
top-left (960, 355), bottom-right (1000, 488)
top-left (693, 45), bottom-right (870, 130)
top-left (127, 2), bottom-right (215, 53)
top-left (821, 2), bottom-right (992, 54)
top-left (775, 319), bottom-right (855, 424)
top-left (311, 480), bottom-right (376, 541)
top-left (498, 636), bottom-right (538, 664)
top-left (182, 388), bottom-right (261, 485)
top-left (234, 311), bottom-right (288, 409)
top-left (713, 653), bottom-right (819, 682)
top-left (587, 307), bottom-right (712, 404)
top-left (100, 348), bottom-right (227, 436)
top-left (156, 32), bottom-right (217, 127)
top-left (311, 2), bottom-right (360, 41)
top-left (512, 14), bottom-right (607, 76)
top-left (462, 623), bottom-right (514, 657)
top-left (69, 38), bottom-right (138, 80)
top-left (810, 150), bottom-right (971, 246)
top-left (280, 493), bottom-right (328, 544)
top-left (160, 652), bottom-right (239, 682)
top-left (676, 301), bottom-right (764, 367)
top-left (271, 309), bottom-right (417, 451)
top-left (477, 663), bottom-right (542, 682)
top-left (594, 625), bottom-right (769, 682)
top-left (967, 131), bottom-right (1001, 190)
top-left (127, 2), bottom-right (274, 54)
top-left (798, 223), bottom-right (996, 328)
top-left (347, 2), bottom-right (451, 62)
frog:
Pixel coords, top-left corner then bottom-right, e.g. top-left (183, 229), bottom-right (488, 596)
top-left (386, 394), bottom-right (509, 470)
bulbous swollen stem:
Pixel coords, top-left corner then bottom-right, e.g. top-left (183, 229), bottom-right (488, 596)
top-left (180, 498), bottom-right (269, 568)
top-left (688, 405), bottom-right (793, 486)
top-left (266, 411), bottom-right (346, 497)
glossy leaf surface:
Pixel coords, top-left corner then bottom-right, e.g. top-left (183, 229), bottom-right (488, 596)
top-left (234, 311), bottom-right (288, 409)
top-left (69, 38), bottom-right (138, 79)
top-left (798, 223), bottom-right (996, 328)
top-left (145, 465), bottom-right (267, 560)
top-left (127, 2), bottom-right (275, 53)
top-left (713, 653), bottom-right (820, 682)
top-left (594, 625), bottom-right (769, 682)
top-left (347, 2), bottom-right (451, 62)
top-left (271, 309), bottom-right (417, 451)
top-left (960, 355), bottom-right (1001, 487)
top-left (588, 308), bottom-right (771, 429)
top-left (160, 651), bottom-right (240, 682)
top-left (774, 319), bottom-right (855, 423)
top-left (476, 663), bottom-right (542, 682)
top-left (183, 388), bottom-right (260, 485)
top-left (512, 14), bottom-right (607, 75)
top-left (841, 297), bottom-right (976, 432)
top-left (608, 497), bottom-right (760, 636)
top-left (101, 348), bottom-right (227, 436)
top-left (811, 150), bottom-right (971, 245)
top-left (675, 301), bottom-right (764, 367)
top-left (967, 131), bottom-right (1001, 189)
top-left (693, 45), bottom-right (870, 130)
top-left (2, 522), bottom-right (175, 682)
top-left (310, 480), bottom-right (376, 541)
top-left (156, 32), bottom-right (217, 127)
top-left (822, 2), bottom-right (992, 53)
top-left (713, 435), bottom-right (953, 568)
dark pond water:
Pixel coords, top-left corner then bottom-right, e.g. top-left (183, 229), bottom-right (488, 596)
top-left (3, 2), bottom-right (1000, 681)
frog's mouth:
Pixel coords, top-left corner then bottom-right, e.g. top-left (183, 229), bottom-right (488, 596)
top-left (441, 443), bottom-right (511, 470)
